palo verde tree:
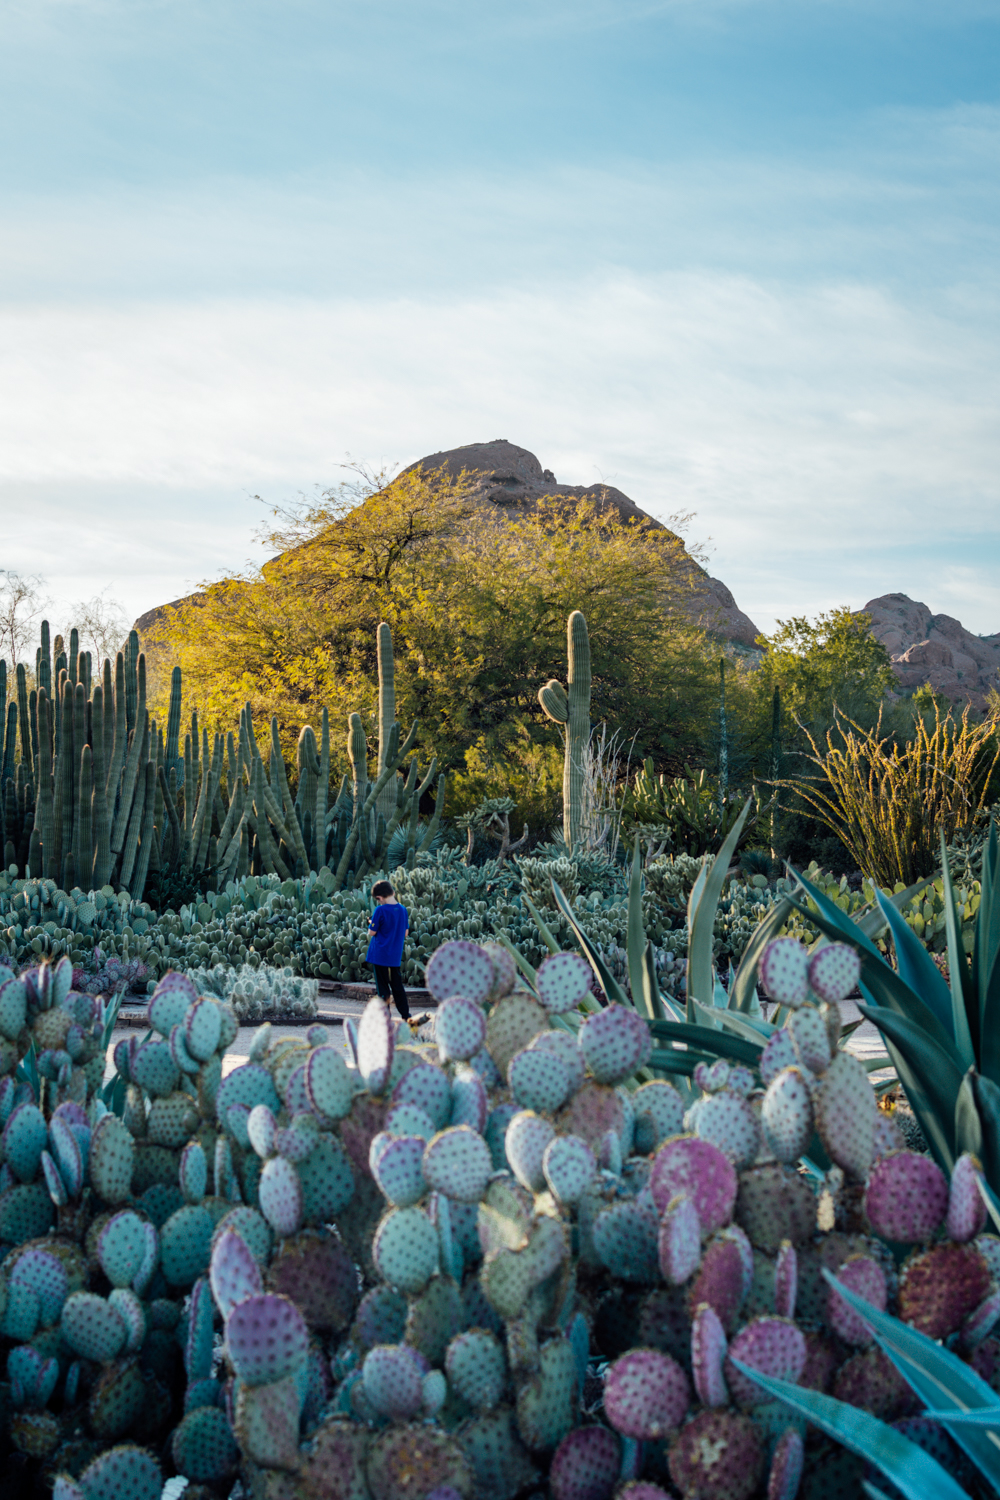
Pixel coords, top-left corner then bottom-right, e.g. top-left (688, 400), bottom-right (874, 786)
top-left (148, 464), bottom-right (725, 779)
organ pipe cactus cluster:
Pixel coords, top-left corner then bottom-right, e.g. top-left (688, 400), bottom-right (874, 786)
top-left (0, 626), bottom-right (171, 898)
top-left (0, 618), bottom-right (445, 911)
top-left (2, 936), bottom-right (999, 1497)
top-left (539, 610), bottom-right (592, 856)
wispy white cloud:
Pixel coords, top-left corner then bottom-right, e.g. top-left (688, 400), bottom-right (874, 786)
top-left (2, 103), bottom-right (997, 304)
top-left (2, 266), bottom-right (997, 636)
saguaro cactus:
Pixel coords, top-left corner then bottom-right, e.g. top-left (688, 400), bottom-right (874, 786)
top-left (538, 610), bottom-right (592, 854)
top-left (718, 657), bottom-right (729, 818)
top-left (376, 622), bottom-right (397, 826)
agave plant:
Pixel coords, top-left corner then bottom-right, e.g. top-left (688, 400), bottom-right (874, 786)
top-left (738, 1265), bottom-right (1000, 1500)
top-left (524, 803), bottom-right (897, 1103)
top-left (781, 822), bottom-right (1000, 1195)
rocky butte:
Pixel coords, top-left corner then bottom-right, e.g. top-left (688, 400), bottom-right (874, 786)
top-left (859, 594), bottom-right (1000, 713)
top-left (399, 440), bottom-right (761, 648)
top-left (135, 439), bottom-right (762, 650)
top-left (133, 439), bottom-right (999, 712)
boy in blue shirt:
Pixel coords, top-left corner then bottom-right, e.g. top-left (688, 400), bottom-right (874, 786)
top-left (366, 880), bottom-right (411, 1021)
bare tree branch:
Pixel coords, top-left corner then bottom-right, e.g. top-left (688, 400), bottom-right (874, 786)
top-left (0, 570), bottom-right (47, 667)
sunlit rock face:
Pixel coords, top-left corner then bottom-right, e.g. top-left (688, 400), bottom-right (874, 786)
top-left (403, 440), bottom-right (762, 649)
top-left (860, 592), bottom-right (1000, 710)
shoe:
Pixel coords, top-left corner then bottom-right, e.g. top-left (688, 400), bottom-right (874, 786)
top-left (410, 1012), bottom-right (432, 1029)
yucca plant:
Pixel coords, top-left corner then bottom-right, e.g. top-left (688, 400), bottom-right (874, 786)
top-left (782, 703), bottom-right (1000, 889)
top-left (787, 822), bottom-right (1000, 1193)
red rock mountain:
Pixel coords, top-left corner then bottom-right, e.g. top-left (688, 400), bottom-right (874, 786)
top-left (405, 440), bottom-right (761, 648)
top-left (136, 440), bottom-right (762, 649)
top-left (860, 594), bottom-right (1000, 712)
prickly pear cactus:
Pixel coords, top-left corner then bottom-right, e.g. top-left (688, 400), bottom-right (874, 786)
top-left (3, 936), bottom-right (994, 1500)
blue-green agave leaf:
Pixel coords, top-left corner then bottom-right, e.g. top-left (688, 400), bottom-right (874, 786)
top-left (627, 837), bottom-right (655, 1022)
top-left (874, 887), bottom-right (959, 1053)
top-left (976, 1171), bottom-right (1000, 1235)
top-left (956, 1069), bottom-right (986, 1167)
top-left (729, 894), bottom-right (794, 1013)
top-left (686, 796), bottom-right (753, 1020)
top-left (922, 1408), bottom-right (1000, 1425)
top-left (970, 1070), bottom-right (1000, 1194)
top-left (494, 929), bottom-right (539, 987)
top-left (647, 1020), bottom-right (761, 1067)
top-left (855, 1003), bottom-right (961, 1172)
top-left (729, 1359), bottom-right (969, 1500)
top-left (642, 940), bottom-right (679, 1023)
top-left (976, 823), bottom-right (1000, 1085)
top-left (940, 830), bottom-right (977, 1067)
top-left (521, 892), bottom-right (561, 958)
top-left (821, 1267), bottom-right (1000, 1489)
top-left (694, 1000), bottom-right (773, 1044)
top-left (648, 1047), bottom-right (716, 1077)
top-left (549, 878), bottom-right (631, 1007)
top-left (100, 990), bottom-right (124, 1052)
top-left (853, 873), bottom-right (937, 942)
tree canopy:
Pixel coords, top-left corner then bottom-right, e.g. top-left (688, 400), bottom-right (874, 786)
top-left (754, 607), bottom-right (897, 732)
top-left (148, 464), bottom-right (724, 778)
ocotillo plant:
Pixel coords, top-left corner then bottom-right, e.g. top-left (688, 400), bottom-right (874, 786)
top-left (539, 609), bottom-right (592, 854)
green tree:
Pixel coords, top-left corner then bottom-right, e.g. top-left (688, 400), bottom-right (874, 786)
top-left (756, 608), bottom-right (897, 731)
top-left (735, 608), bottom-right (899, 872)
top-left (147, 465), bottom-right (722, 781)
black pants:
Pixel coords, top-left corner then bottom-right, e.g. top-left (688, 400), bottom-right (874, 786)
top-left (372, 964), bottom-right (410, 1020)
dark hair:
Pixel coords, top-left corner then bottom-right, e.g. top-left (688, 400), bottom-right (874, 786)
top-left (371, 880), bottom-right (394, 899)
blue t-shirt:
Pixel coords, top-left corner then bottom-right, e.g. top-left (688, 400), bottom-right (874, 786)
top-left (366, 903), bottom-right (409, 966)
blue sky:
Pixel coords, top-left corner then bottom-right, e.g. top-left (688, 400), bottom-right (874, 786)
top-left (2, 0), bottom-right (999, 640)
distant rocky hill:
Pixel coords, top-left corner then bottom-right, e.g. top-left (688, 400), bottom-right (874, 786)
top-left (860, 594), bottom-right (1000, 712)
top-left (135, 439), bottom-right (762, 649)
top-left (131, 442), bottom-right (999, 712)
top-left (403, 440), bottom-right (761, 648)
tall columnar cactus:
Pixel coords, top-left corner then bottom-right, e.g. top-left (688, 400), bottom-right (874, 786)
top-left (717, 656), bottom-right (729, 817)
top-left (376, 621), bottom-right (397, 826)
top-left (2, 615), bottom-right (455, 909)
top-left (769, 684), bottom-right (781, 856)
top-left (539, 610), bottom-right (592, 855)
